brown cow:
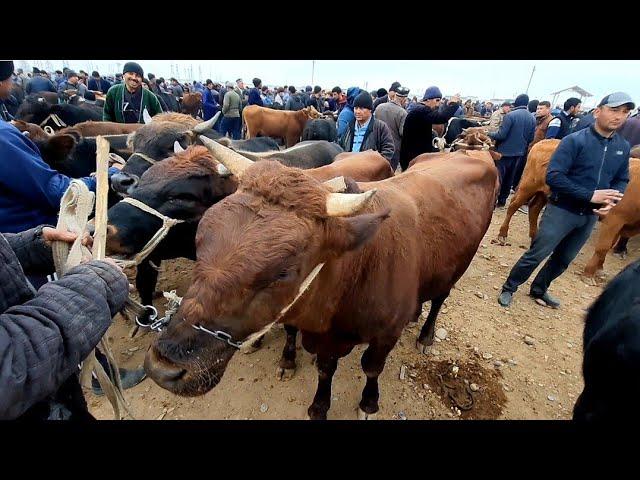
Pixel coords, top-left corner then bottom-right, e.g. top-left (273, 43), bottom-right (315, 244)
top-left (181, 92), bottom-right (203, 118)
top-left (243, 105), bottom-right (322, 148)
top-left (144, 141), bottom-right (498, 419)
top-left (10, 120), bottom-right (49, 141)
top-left (58, 120), bottom-right (142, 137)
top-left (582, 158), bottom-right (640, 284)
top-left (497, 139), bottom-right (560, 244)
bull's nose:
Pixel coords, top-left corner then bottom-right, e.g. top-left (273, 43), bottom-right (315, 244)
top-left (144, 349), bottom-right (187, 386)
top-left (110, 172), bottom-right (139, 194)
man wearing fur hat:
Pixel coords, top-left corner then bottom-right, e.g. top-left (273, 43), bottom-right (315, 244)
top-left (103, 62), bottom-right (162, 123)
top-left (338, 91), bottom-right (395, 164)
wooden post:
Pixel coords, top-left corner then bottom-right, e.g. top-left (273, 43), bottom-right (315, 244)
top-left (93, 136), bottom-right (109, 261)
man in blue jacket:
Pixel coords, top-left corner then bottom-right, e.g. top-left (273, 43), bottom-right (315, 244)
top-left (498, 92), bottom-right (634, 309)
top-left (337, 86), bottom-right (361, 138)
top-left (25, 67), bottom-right (57, 95)
top-left (248, 78), bottom-right (264, 107)
top-left (489, 93), bottom-right (536, 206)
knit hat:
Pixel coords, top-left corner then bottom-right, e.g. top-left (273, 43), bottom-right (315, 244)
top-left (513, 94), bottom-right (529, 107)
top-left (32, 66), bottom-right (41, 75)
top-left (389, 81), bottom-right (401, 93)
top-left (305, 85), bottom-right (312, 92)
top-left (377, 88), bottom-right (388, 97)
top-left (422, 86), bottom-right (443, 101)
top-left (0, 61), bottom-right (14, 82)
top-left (353, 91), bottom-right (373, 110)
top-left (123, 61), bottom-right (144, 78)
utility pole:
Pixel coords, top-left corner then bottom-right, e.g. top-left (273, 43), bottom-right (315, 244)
top-left (525, 65), bottom-right (536, 95)
top-left (311, 60), bottom-right (315, 85)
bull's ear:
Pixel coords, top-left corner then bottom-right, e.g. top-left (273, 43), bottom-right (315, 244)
top-left (48, 134), bottom-right (77, 155)
top-left (324, 209), bottom-right (390, 255)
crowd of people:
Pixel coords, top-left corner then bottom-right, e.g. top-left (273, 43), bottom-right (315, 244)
top-left (1, 59), bottom-right (639, 421)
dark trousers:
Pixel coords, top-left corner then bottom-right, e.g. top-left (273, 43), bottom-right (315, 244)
top-left (512, 154), bottom-right (528, 190)
top-left (221, 116), bottom-right (241, 140)
top-left (502, 203), bottom-right (597, 295)
top-left (496, 155), bottom-right (522, 205)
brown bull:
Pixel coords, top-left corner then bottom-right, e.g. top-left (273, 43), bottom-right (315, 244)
top-left (497, 139), bottom-right (560, 244)
top-left (10, 120), bottom-right (49, 141)
top-left (58, 120), bottom-right (142, 137)
top-left (144, 142), bottom-right (498, 420)
top-left (181, 92), bottom-right (202, 118)
top-left (243, 105), bottom-right (321, 148)
top-left (582, 158), bottom-right (640, 283)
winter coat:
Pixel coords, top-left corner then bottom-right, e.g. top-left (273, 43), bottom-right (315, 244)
top-left (488, 105), bottom-right (536, 157)
top-left (0, 227), bottom-right (128, 419)
top-left (339, 116), bottom-right (395, 166)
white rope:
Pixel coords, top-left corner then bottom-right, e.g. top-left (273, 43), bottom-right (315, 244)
top-left (39, 113), bottom-right (67, 129)
top-left (52, 181), bottom-right (134, 420)
top-left (113, 197), bottom-right (185, 269)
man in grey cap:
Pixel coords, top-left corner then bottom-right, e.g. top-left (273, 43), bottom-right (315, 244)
top-left (375, 85), bottom-right (410, 170)
top-left (498, 91), bottom-right (634, 309)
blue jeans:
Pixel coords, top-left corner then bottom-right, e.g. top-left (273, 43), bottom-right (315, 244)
top-left (496, 155), bottom-right (522, 205)
top-left (220, 116), bottom-right (241, 140)
top-left (502, 203), bottom-right (597, 295)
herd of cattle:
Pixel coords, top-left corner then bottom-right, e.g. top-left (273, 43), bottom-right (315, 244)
top-left (8, 88), bottom-right (640, 421)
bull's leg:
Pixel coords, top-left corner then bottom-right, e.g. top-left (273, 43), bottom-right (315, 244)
top-left (136, 259), bottom-right (160, 323)
top-left (416, 293), bottom-right (449, 354)
top-left (307, 354), bottom-right (339, 420)
top-left (613, 236), bottom-right (629, 259)
top-left (527, 192), bottom-right (548, 242)
top-left (276, 324), bottom-right (299, 381)
top-left (497, 187), bottom-right (537, 244)
top-left (358, 340), bottom-right (397, 420)
top-left (583, 218), bottom-right (625, 283)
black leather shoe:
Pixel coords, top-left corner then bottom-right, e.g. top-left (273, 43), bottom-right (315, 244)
top-left (530, 291), bottom-right (561, 309)
top-left (92, 368), bottom-right (147, 396)
top-left (498, 291), bottom-right (513, 307)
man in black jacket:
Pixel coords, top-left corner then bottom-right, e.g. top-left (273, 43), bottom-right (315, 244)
top-left (338, 91), bottom-right (395, 165)
top-left (498, 92), bottom-right (634, 309)
top-left (0, 225), bottom-right (128, 419)
top-left (399, 86), bottom-right (461, 170)
top-left (547, 97), bottom-right (582, 139)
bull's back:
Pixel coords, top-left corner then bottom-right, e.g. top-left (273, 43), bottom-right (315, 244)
top-left (521, 139), bottom-right (560, 190)
top-left (310, 151), bottom-right (393, 182)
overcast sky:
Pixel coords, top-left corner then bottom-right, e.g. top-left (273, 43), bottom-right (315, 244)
top-left (16, 59), bottom-right (640, 108)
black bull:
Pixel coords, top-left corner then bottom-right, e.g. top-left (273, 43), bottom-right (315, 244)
top-left (106, 141), bottom-right (344, 322)
top-left (15, 94), bottom-right (102, 127)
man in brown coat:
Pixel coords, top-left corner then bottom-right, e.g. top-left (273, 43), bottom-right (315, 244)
top-left (528, 101), bottom-right (554, 152)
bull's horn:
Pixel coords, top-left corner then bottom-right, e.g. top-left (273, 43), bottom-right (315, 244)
top-left (199, 135), bottom-right (254, 177)
top-left (216, 163), bottom-right (232, 177)
top-left (143, 109), bottom-right (153, 124)
top-left (323, 176), bottom-right (347, 193)
top-left (174, 140), bottom-right (186, 153)
top-left (192, 111), bottom-right (221, 134)
top-left (325, 189), bottom-right (377, 217)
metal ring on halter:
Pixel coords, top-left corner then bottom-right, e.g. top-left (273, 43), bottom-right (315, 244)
top-left (135, 305), bottom-right (159, 328)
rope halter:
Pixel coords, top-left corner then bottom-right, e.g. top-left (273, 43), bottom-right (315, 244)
top-left (113, 197), bottom-right (185, 268)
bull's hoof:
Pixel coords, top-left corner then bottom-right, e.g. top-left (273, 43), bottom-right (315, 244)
top-left (581, 275), bottom-right (598, 286)
top-left (416, 339), bottom-right (434, 354)
top-left (276, 366), bottom-right (296, 381)
top-left (310, 354), bottom-right (317, 365)
top-left (613, 251), bottom-right (627, 260)
top-left (497, 236), bottom-right (508, 246)
top-left (358, 408), bottom-right (378, 420)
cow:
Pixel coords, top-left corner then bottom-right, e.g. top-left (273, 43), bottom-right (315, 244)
top-left (302, 118), bottom-right (337, 142)
top-left (143, 141), bottom-right (498, 419)
top-left (243, 105), bottom-right (322, 148)
top-left (582, 158), bottom-right (640, 284)
top-left (110, 113), bottom-right (282, 195)
top-left (15, 93), bottom-right (102, 129)
top-left (573, 259), bottom-right (640, 422)
top-left (58, 120), bottom-right (142, 137)
top-left (496, 139), bottom-right (560, 244)
top-left (181, 92), bottom-right (203, 118)
top-left (10, 119), bottom-right (49, 141)
top-left (105, 145), bottom-right (391, 329)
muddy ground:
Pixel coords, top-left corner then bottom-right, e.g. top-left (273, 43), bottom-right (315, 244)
top-left (88, 206), bottom-right (639, 420)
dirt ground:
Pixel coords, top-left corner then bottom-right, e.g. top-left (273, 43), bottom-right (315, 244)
top-left (88, 206), bottom-right (639, 420)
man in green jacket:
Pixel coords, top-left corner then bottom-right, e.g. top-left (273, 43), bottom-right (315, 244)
top-left (103, 62), bottom-right (162, 123)
top-left (220, 82), bottom-right (241, 139)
